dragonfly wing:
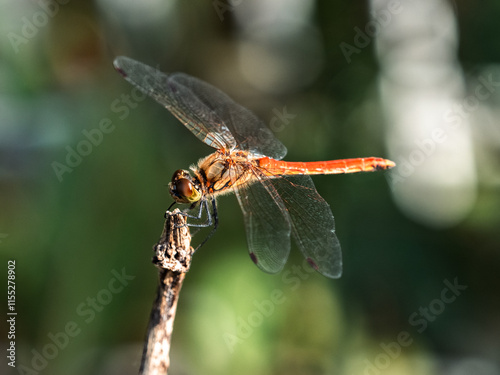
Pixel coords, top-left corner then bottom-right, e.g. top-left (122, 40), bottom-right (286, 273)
top-left (232, 170), bottom-right (292, 274)
top-left (269, 175), bottom-right (342, 279)
top-left (113, 56), bottom-right (235, 150)
top-left (169, 73), bottom-right (287, 160)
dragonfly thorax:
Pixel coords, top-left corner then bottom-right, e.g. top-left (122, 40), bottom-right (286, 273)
top-left (169, 169), bottom-right (203, 204)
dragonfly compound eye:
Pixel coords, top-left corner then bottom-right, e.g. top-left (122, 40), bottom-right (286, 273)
top-left (169, 170), bottom-right (202, 204)
top-left (176, 178), bottom-right (193, 198)
top-left (176, 178), bottom-right (202, 203)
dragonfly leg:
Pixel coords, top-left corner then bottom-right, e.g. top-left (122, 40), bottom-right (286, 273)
top-left (183, 199), bottom-right (213, 228)
top-left (164, 199), bottom-right (219, 250)
top-left (193, 199), bottom-right (218, 252)
top-left (164, 202), bottom-right (190, 230)
top-left (165, 200), bottom-right (212, 229)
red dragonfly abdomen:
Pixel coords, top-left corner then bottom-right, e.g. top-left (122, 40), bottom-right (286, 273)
top-left (258, 157), bottom-right (395, 176)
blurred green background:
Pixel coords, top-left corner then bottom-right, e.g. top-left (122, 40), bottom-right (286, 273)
top-left (1, 1), bottom-right (499, 374)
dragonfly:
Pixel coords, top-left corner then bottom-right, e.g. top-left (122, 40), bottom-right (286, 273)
top-left (113, 56), bottom-right (395, 279)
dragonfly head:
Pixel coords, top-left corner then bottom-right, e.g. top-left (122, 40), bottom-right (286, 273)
top-left (169, 169), bottom-right (203, 204)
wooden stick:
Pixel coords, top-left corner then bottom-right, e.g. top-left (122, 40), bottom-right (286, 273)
top-left (139, 209), bottom-right (193, 375)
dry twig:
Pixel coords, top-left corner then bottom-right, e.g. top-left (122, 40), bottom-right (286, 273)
top-left (139, 209), bottom-right (193, 375)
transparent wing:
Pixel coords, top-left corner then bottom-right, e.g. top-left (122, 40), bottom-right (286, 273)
top-left (113, 56), bottom-right (234, 150)
top-left (232, 169), bottom-right (292, 274)
top-left (114, 56), bottom-right (287, 159)
top-left (269, 175), bottom-right (342, 278)
top-left (172, 74), bottom-right (287, 160)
